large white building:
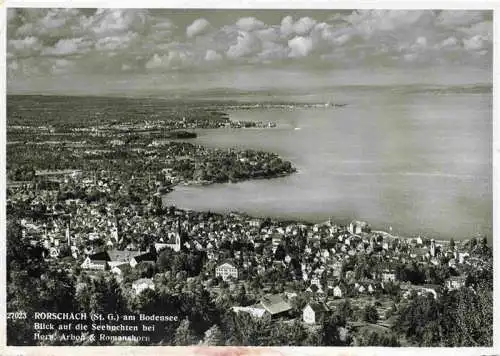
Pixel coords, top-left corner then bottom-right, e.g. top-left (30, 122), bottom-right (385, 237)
top-left (215, 262), bottom-right (239, 281)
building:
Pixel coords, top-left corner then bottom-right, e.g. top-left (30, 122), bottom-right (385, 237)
top-left (232, 294), bottom-right (292, 319)
top-left (232, 305), bottom-right (267, 318)
top-left (401, 283), bottom-right (440, 299)
top-left (333, 285), bottom-right (343, 298)
top-left (156, 231), bottom-right (182, 253)
top-left (445, 276), bottom-right (467, 290)
top-left (303, 302), bottom-right (329, 324)
top-left (259, 294), bottom-right (292, 318)
top-left (430, 239), bottom-right (436, 257)
top-left (132, 278), bottom-right (155, 295)
top-left (107, 249), bottom-right (145, 269)
top-left (80, 251), bottom-right (109, 270)
top-left (215, 262), bottom-right (239, 281)
top-left (381, 270), bottom-right (396, 282)
top-left (348, 220), bottom-right (369, 235)
top-left (130, 251), bottom-right (157, 268)
top-left (271, 234), bottom-right (282, 253)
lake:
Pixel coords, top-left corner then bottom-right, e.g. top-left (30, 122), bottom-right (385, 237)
top-left (164, 87), bottom-right (492, 240)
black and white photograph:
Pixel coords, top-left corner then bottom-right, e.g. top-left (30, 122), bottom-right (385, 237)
top-left (4, 6), bottom-right (495, 351)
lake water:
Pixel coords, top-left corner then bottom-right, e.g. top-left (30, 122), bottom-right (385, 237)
top-left (164, 87), bottom-right (492, 240)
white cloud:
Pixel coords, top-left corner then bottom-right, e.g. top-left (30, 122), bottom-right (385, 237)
top-left (258, 42), bottom-right (289, 61)
top-left (461, 21), bottom-right (492, 41)
top-left (236, 17), bottom-right (265, 32)
top-left (90, 9), bottom-right (147, 37)
top-left (95, 32), bottom-right (138, 51)
top-left (280, 16), bottom-right (294, 37)
top-left (145, 50), bottom-right (194, 70)
top-left (186, 18), bottom-right (211, 38)
top-left (6, 9), bottom-right (493, 81)
top-left (227, 31), bottom-right (261, 59)
top-left (288, 36), bottom-right (314, 57)
top-left (152, 19), bottom-right (175, 31)
top-left (255, 27), bottom-right (280, 42)
top-left (463, 35), bottom-right (485, 51)
top-left (42, 37), bottom-right (93, 56)
top-left (412, 36), bottom-right (428, 51)
top-left (437, 10), bottom-right (485, 28)
top-left (293, 17), bottom-right (317, 35)
top-left (9, 36), bottom-right (42, 52)
top-left (145, 53), bottom-right (166, 69)
top-left (205, 49), bottom-right (222, 61)
top-left (332, 33), bottom-right (351, 46)
top-left (439, 37), bottom-right (459, 48)
top-left (51, 58), bottom-right (75, 74)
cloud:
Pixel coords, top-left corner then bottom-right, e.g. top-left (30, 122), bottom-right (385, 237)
top-left (6, 9), bottom-right (493, 83)
top-left (236, 17), bottom-right (265, 32)
top-left (8, 36), bottom-right (43, 56)
top-left (293, 17), bottom-right (317, 35)
top-left (186, 18), bottom-right (211, 38)
top-left (255, 27), bottom-right (280, 42)
top-left (280, 15), bottom-right (294, 37)
top-left (437, 10), bottom-right (485, 27)
top-left (145, 50), bottom-right (194, 70)
top-left (258, 42), bottom-right (289, 61)
top-left (95, 32), bottom-right (139, 51)
top-left (51, 58), bottom-right (76, 74)
top-left (205, 49), bottom-right (222, 61)
top-left (463, 35), bottom-right (486, 51)
top-left (288, 36), bottom-right (314, 57)
top-left (89, 9), bottom-right (149, 37)
top-left (227, 31), bottom-right (261, 59)
top-left (42, 37), bottom-right (93, 56)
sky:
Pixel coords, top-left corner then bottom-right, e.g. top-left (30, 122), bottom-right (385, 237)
top-left (6, 9), bottom-right (493, 96)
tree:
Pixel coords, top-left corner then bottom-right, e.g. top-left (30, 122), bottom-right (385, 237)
top-left (203, 324), bottom-right (224, 346)
top-left (363, 304), bottom-right (379, 324)
top-left (321, 314), bottom-right (344, 346)
top-left (89, 276), bottom-right (127, 315)
top-left (274, 244), bottom-right (286, 261)
top-left (174, 318), bottom-right (198, 346)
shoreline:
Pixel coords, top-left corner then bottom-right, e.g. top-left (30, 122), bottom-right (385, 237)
top-left (162, 184), bottom-right (482, 242)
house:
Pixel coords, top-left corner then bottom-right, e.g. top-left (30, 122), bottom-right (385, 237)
top-left (80, 251), bottom-right (109, 270)
top-left (401, 283), bottom-right (439, 299)
top-left (310, 276), bottom-right (321, 287)
top-left (111, 263), bottom-right (130, 277)
top-left (355, 283), bottom-right (366, 294)
top-left (367, 284), bottom-right (374, 294)
top-left (333, 285), bottom-right (343, 298)
top-left (132, 278), bottom-right (155, 295)
top-left (271, 234), bottom-right (282, 253)
top-left (303, 302), bottom-right (329, 324)
top-left (445, 276), bottom-right (466, 290)
top-left (381, 270), bottom-right (396, 282)
top-left (232, 294), bottom-right (292, 319)
top-left (306, 283), bottom-right (324, 295)
top-left (348, 220), bottom-right (369, 235)
top-left (232, 305), bottom-right (267, 318)
top-left (249, 219), bottom-right (262, 228)
top-left (215, 262), bottom-right (239, 281)
top-left (259, 294), bottom-right (292, 318)
top-left (129, 251), bottom-right (157, 268)
top-left (107, 249), bottom-right (144, 269)
top-left (156, 232), bottom-right (181, 253)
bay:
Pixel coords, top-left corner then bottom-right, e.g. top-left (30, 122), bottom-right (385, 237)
top-left (164, 87), bottom-right (492, 240)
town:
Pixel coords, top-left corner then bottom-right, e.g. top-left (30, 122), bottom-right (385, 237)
top-left (6, 95), bottom-right (493, 347)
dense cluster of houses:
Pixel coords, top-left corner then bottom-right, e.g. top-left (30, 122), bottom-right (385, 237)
top-left (7, 133), bottom-right (487, 330)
